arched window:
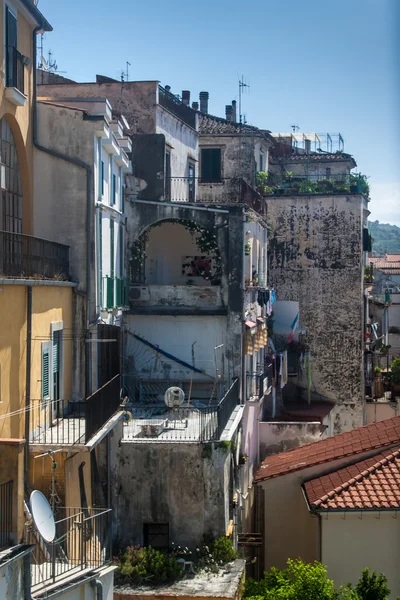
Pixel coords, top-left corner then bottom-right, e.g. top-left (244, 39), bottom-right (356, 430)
top-left (0, 117), bottom-right (22, 233)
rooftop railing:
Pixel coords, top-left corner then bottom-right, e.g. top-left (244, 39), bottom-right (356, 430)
top-left (122, 378), bottom-right (240, 442)
top-left (159, 86), bottom-right (197, 130)
top-left (0, 231), bottom-right (70, 280)
top-left (30, 375), bottom-right (122, 446)
top-left (258, 172), bottom-right (369, 198)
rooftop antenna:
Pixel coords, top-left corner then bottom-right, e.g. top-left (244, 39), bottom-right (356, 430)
top-left (291, 124), bottom-right (300, 132)
top-left (239, 75), bottom-right (250, 124)
top-left (121, 61), bottom-right (131, 83)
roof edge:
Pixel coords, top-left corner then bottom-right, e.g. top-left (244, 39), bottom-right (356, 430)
top-left (21, 0), bottom-right (52, 31)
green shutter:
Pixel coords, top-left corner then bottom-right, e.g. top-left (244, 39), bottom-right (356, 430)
top-left (42, 343), bottom-right (50, 399)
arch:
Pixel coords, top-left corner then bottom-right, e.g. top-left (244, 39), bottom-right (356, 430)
top-left (130, 218), bottom-right (222, 286)
top-left (0, 114), bottom-right (31, 234)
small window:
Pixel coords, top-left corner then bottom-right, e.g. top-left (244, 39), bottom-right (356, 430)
top-left (259, 151), bottom-right (265, 172)
top-left (143, 523), bottom-right (169, 549)
top-left (188, 162), bottom-right (195, 202)
top-left (101, 161), bottom-right (105, 196)
top-left (201, 148), bottom-right (221, 183)
top-left (5, 7), bottom-right (23, 93)
top-left (112, 173), bottom-right (116, 205)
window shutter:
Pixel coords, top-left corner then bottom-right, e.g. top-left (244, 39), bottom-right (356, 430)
top-left (52, 332), bottom-right (59, 374)
top-left (42, 342), bottom-right (51, 399)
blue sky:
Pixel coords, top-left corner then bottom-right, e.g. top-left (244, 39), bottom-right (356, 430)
top-left (37, 0), bottom-right (400, 225)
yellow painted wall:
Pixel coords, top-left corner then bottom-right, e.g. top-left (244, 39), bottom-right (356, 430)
top-left (0, 284), bottom-right (73, 440)
top-left (0, 439), bottom-right (25, 540)
top-left (0, 0), bottom-right (36, 233)
top-left (0, 285), bottom-right (27, 438)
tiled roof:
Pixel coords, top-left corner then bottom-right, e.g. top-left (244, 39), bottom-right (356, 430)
top-left (304, 448), bottom-right (400, 510)
top-left (199, 113), bottom-right (271, 139)
top-left (368, 256), bottom-right (400, 272)
top-left (255, 416), bottom-right (400, 482)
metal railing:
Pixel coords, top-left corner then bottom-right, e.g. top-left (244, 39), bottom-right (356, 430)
top-left (123, 378), bottom-right (240, 442)
top-left (263, 173), bottom-right (369, 197)
top-left (28, 507), bottom-right (111, 589)
top-left (246, 372), bottom-right (270, 400)
top-left (164, 177), bottom-right (265, 214)
top-left (6, 46), bottom-right (25, 93)
top-left (0, 231), bottom-right (70, 279)
top-left (30, 375), bottom-right (121, 446)
top-left (158, 86), bottom-right (196, 129)
top-left (0, 480), bottom-right (13, 549)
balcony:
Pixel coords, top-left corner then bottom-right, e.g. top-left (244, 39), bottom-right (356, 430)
top-left (165, 177), bottom-right (265, 214)
top-left (0, 231), bottom-right (70, 280)
top-left (5, 46), bottom-right (26, 106)
top-left (259, 173), bottom-right (370, 198)
top-left (128, 283), bottom-right (226, 314)
top-left (29, 375), bottom-right (122, 448)
top-left (26, 506), bottom-right (111, 594)
top-left (246, 370), bottom-right (272, 401)
top-left (123, 378), bottom-right (241, 442)
top-left (0, 480), bottom-right (13, 550)
top-left (158, 86), bottom-right (196, 129)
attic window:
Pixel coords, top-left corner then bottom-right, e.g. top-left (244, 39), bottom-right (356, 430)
top-left (200, 148), bottom-right (221, 183)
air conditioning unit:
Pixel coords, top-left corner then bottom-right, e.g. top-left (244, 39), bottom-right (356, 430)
top-left (129, 285), bottom-right (150, 302)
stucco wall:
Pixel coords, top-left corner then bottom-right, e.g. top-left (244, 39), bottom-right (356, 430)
top-left (156, 106), bottom-right (198, 174)
top-left (322, 513), bottom-right (400, 598)
top-left (366, 401), bottom-right (398, 424)
top-left (110, 434), bottom-right (232, 548)
top-left (259, 421), bottom-right (325, 459)
top-left (267, 193), bottom-right (365, 433)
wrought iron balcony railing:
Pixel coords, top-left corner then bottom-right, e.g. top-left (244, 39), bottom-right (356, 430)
top-left (0, 230), bottom-right (70, 280)
top-left (30, 375), bottom-right (122, 446)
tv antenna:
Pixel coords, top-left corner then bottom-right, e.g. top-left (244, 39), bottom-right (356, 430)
top-left (291, 124), bottom-right (300, 132)
top-left (121, 61), bottom-right (131, 82)
top-left (37, 34), bottom-right (66, 74)
top-left (239, 75), bottom-right (250, 124)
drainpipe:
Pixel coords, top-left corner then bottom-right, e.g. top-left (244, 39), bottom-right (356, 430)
top-left (24, 286), bottom-right (32, 483)
top-left (32, 26), bottom-right (94, 394)
top-left (91, 579), bottom-right (103, 600)
top-left (24, 553), bottom-right (33, 600)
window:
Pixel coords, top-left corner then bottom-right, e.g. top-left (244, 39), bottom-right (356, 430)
top-left (5, 7), bottom-right (24, 93)
top-left (120, 170), bottom-right (124, 213)
top-left (200, 148), bottom-right (221, 183)
top-left (259, 151), bottom-right (265, 172)
top-left (119, 224), bottom-right (124, 276)
top-left (165, 151), bottom-right (171, 200)
top-left (0, 117), bottom-right (23, 233)
top-left (101, 161), bottom-right (105, 196)
top-left (110, 219), bottom-right (114, 278)
top-left (52, 330), bottom-right (61, 403)
top-left (112, 173), bottom-right (116, 205)
top-left (41, 343), bottom-right (51, 400)
top-left (143, 524), bottom-right (169, 549)
top-left (188, 162), bottom-right (195, 202)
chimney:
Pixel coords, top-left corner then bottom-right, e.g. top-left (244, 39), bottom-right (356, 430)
top-left (165, 85), bottom-right (171, 93)
top-left (232, 100), bottom-right (237, 123)
top-left (182, 90), bottom-right (190, 106)
top-left (199, 91), bottom-right (209, 114)
top-left (225, 105), bottom-right (233, 122)
top-left (192, 101), bottom-right (199, 111)
top-left (304, 139), bottom-right (311, 154)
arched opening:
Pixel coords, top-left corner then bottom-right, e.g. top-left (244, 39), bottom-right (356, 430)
top-left (130, 219), bottom-right (222, 286)
top-left (0, 116), bottom-right (23, 233)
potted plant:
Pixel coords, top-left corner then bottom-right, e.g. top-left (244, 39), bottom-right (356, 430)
top-left (390, 358), bottom-right (400, 394)
top-left (350, 174), bottom-right (360, 193)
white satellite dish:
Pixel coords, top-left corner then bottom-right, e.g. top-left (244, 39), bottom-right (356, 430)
top-left (40, 55), bottom-right (49, 70)
top-left (164, 387), bottom-right (185, 408)
top-left (30, 490), bottom-right (56, 543)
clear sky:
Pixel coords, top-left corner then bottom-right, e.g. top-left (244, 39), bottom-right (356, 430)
top-left (37, 0), bottom-right (400, 225)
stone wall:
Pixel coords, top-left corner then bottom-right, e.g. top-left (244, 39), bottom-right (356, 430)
top-left (267, 193), bottom-right (366, 433)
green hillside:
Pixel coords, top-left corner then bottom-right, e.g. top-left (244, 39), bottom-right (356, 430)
top-left (368, 220), bottom-right (400, 254)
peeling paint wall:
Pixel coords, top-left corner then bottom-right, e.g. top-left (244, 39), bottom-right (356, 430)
top-left (267, 194), bottom-right (365, 433)
top-left (110, 431), bottom-right (232, 548)
top-left (259, 421), bottom-right (325, 458)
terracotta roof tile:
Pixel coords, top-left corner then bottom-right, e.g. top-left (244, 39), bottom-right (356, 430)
top-left (255, 416), bottom-right (400, 481)
top-left (304, 448), bottom-right (400, 510)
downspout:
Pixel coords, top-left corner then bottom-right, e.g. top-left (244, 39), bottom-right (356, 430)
top-left (32, 26), bottom-right (94, 394)
top-left (91, 579), bottom-right (103, 600)
top-left (24, 553), bottom-right (33, 600)
top-left (24, 286), bottom-right (32, 484)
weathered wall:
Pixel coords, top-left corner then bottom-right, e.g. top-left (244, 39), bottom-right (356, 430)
top-left (259, 421), bottom-right (325, 459)
top-left (267, 194), bottom-right (365, 433)
top-left (38, 80), bottom-right (158, 134)
top-left (126, 314), bottom-right (227, 380)
top-left (110, 437), bottom-right (232, 548)
top-left (0, 439), bottom-right (25, 541)
top-left (0, 550), bottom-right (28, 600)
top-left (366, 401), bottom-right (398, 423)
top-left (156, 106), bottom-right (198, 172)
top-left (322, 513), bottom-right (400, 599)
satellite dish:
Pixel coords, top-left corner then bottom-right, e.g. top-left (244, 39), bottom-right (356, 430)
top-left (30, 490), bottom-right (56, 543)
top-left (40, 55), bottom-right (49, 70)
top-left (164, 387), bottom-right (185, 408)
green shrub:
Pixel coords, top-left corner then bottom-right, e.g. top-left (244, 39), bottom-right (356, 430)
top-left (391, 357), bottom-right (400, 385)
top-left (354, 567), bottom-right (390, 600)
top-left (211, 536), bottom-right (237, 563)
top-left (115, 545), bottom-right (183, 585)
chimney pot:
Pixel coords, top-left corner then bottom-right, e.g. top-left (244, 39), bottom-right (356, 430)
top-left (225, 105), bottom-right (233, 122)
top-left (192, 101), bottom-right (199, 111)
top-left (182, 90), bottom-right (190, 106)
top-left (199, 91), bottom-right (209, 114)
top-left (232, 100), bottom-right (237, 123)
